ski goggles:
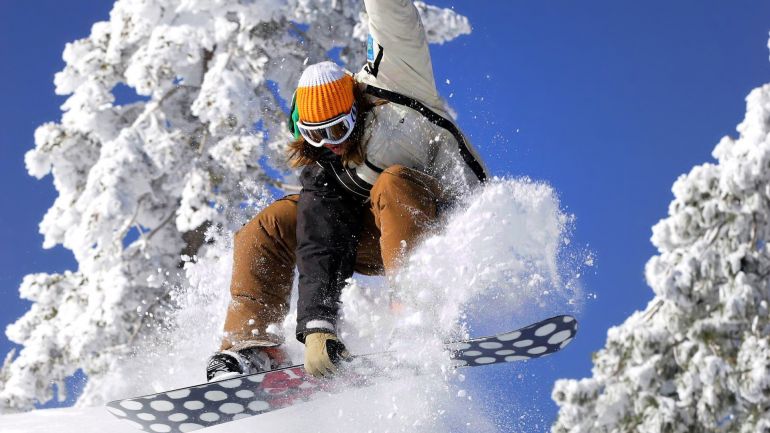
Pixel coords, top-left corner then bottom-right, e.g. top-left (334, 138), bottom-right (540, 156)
top-left (296, 105), bottom-right (357, 147)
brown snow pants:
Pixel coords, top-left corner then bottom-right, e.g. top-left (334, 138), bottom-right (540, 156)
top-left (220, 165), bottom-right (444, 351)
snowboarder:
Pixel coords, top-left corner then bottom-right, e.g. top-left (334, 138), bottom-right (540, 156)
top-left (206, 0), bottom-right (488, 381)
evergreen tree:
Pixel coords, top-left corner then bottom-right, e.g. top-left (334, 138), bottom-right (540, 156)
top-left (552, 65), bottom-right (770, 433)
top-left (0, 0), bottom-right (470, 412)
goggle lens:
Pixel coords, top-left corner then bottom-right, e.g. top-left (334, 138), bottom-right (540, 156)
top-left (325, 121), bottom-right (351, 141)
top-left (302, 127), bottom-right (326, 143)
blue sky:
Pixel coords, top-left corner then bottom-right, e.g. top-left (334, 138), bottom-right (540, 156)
top-left (1, 0), bottom-right (769, 429)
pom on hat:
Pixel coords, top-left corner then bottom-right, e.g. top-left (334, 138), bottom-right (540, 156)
top-left (296, 61), bottom-right (354, 124)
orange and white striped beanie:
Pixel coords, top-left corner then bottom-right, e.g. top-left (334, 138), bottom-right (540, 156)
top-left (296, 61), bottom-right (354, 124)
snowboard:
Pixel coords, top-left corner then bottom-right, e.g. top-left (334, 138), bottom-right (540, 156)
top-left (106, 315), bottom-right (577, 432)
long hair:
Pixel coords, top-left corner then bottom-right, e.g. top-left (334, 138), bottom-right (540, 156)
top-left (287, 84), bottom-right (378, 168)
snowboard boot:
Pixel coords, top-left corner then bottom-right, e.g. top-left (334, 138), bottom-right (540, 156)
top-left (206, 346), bottom-right (287, 382)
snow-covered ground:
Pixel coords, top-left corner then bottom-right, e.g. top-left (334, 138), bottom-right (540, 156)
top-left (0, 406), bottom-right (124, 433)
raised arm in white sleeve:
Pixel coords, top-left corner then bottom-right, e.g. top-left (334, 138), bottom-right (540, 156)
top-left (358, 0), bottom-right (444, 113)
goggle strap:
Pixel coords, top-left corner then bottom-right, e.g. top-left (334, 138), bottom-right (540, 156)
top-left (288, 91), bottom-right (301, 139)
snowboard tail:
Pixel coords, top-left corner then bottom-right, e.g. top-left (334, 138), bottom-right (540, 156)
top-left (106, 315), bottom-right (577, 432)
top-left (448, 314), bottom-right (577, 366)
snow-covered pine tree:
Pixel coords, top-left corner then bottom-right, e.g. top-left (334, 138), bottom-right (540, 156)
top-left (551, 53), bottom-right (770, 433)
top-left (0, 0), bottom-right (470, 413)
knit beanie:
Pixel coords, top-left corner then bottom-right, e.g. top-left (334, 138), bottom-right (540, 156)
top-left (296, 61), bottom-right (354, 124)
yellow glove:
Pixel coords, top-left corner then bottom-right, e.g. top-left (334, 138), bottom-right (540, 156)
top-left (304, 332), bottom-right (351, 378)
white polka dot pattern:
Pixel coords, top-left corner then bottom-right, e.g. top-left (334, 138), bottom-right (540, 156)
top-left (219, 379), bottom-right (242, 389)
top-left (219, 403), bottom-right (244, 414)
top-left (150, 401), bottom-right (174, 412)
top-left (534, 323), bottom-right (557, 337)
top-left (548, 330), bottom-right (572, 345)
top-left (106, 366), bottom-right (326, 432)
top-left (120, 400), bottom-right (143, 411)
top-left (449, 315), bottom-right (578, 367)
top-left (479, 342), bottom-right (502, 349)
top-left (505, 355), bottom-right (530, 362)
top-left (106, 315), bottom-right (577, 432)
top-left (166, 390), bottom-right (190, 399)
top-left (204, 391), bottom-right (227, 401)
top-left (235, 390), bottom-right (255, 399)
top-left (513, 339), bottom-right (533, 348)
top-left (183, 401), bottom-right (204, 410)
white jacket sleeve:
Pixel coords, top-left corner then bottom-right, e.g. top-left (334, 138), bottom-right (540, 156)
top-left (358, 0), bottom-right (444, 113)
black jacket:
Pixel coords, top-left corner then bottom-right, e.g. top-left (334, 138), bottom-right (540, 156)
top-left (295, 152), bottom-right (366, 342)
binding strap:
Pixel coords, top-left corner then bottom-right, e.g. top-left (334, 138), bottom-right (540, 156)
top-left (364, 85), bottom-right (487, 183)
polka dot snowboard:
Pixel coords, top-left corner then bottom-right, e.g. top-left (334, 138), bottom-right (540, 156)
top-left (106, 361), bottom-right (382, 433)
top-left (106, 315), bottom-right (577, 432)
top-left (448, 315), bottom-right (577, 367)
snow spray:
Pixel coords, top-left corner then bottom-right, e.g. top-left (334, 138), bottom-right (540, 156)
top-left (96, 178), bottom-right (585, 433)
